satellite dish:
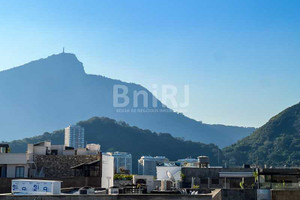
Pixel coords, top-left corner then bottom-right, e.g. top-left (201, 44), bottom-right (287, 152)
top-left (166, 170), bottom-right (176, 182)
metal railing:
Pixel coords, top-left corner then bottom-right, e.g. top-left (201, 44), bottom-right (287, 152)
top-left (260, 182), bottom-right (300, 189)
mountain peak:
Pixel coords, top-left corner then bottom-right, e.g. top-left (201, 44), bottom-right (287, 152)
top-left (47, 52), bottom-right (78, 60)
top-left (42, 52), bottom-right (85, 74)
top-left (0, 53), bottom-right (254, 147)
top-left (39, 53), bottom-right (86, 76)
top-left (1, 52), bottom-right (86, 77)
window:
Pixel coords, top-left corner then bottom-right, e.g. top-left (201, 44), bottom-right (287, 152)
top-left (15, 166), bottom-right (25, 178)
top-left (0, 166), bottom-right (7, 178)
top-left (200, 178), bottom-right (208, 184)
top-left (212, 178), bottom-right (219, 184)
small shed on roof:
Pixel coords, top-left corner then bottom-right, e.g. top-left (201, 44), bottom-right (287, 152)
top-left (71, 159), bottom-right (101, 177)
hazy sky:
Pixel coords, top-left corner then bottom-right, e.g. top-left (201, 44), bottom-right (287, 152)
top-left (0, 0), bottom-right (299, 128)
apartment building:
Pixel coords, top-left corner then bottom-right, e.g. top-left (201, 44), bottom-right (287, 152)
top-left (138, 156), bottom-right (169, 176)
top-left (104, 152), bottom-right (132, 174)
top-left (0, 144), bottom-right (29, 178)
top-left (65, 125), bottom-right (85, 148)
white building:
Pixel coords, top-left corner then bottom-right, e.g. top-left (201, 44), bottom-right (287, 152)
top-left (101, 154), bottom-right (114, 188)
top-left (27, 141), bottom-right (100, 156)
top-left (104, 152), bottom-right (132, 174)
top-left (65, 125), bottom-right (85, 149)
top-left (27, 141), bottom-right (52, 155)
top-left (0, 144), bottom-right (30, 178)
top-left (133, 175), bottom-right (155, 193)
top-left (138, 156), bottom-right (169, 176)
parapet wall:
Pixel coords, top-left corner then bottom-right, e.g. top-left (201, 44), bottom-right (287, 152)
top-left (221, 189), bottom-right (256, 200)
top-left (271, 189), bottom-right (300, 200)
top-left (0, 194), bottom-right (212, 200)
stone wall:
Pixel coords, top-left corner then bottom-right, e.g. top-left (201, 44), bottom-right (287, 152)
top-left (34, 154), bottom-right (100, 177)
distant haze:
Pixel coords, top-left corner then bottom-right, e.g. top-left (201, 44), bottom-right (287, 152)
top-left (0, 53), bottom-right (254, 147)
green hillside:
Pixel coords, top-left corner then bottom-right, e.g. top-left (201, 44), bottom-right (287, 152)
top-left (224, 102), bottom-right (300, 167)
top-left (7, 117), bottom-right (223, 173)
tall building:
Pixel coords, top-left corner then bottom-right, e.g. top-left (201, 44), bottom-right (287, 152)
top-left (104, 152), bottom-right (132, 174)
top-left (64, 125), bottom-right (85, 149)
top-left (138, 156), bottom-right (169, 176)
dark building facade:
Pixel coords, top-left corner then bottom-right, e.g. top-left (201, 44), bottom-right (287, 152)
top-left (181, 167), bottom-right (256, 189)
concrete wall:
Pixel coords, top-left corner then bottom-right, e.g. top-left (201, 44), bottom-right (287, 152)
top-left (0, 154), bottom-right (27, 165)
top-left (220, 189), bottom-right (256, 200)
top-left (133, 175), bottom-right (154, 193)
top-left (33, 146), bottom-right (47, 155)
top-left (51, 145), bottom-right (65, 155)
top-left (271, 190), bottom-right (300, 200)
top-left (0, 194), bottom-right (212, 200)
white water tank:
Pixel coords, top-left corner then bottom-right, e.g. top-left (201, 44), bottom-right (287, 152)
top-left (12, 179), bottom-right (61, 195)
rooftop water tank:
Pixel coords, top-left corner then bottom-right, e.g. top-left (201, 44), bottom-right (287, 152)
top-left (12, 179), bottom-right (61, 195)
top-left (198, 156), bottom-right (209, 168)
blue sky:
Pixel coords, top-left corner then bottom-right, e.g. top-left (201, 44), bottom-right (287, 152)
top-left (0, 0), bottom-right (299, 127)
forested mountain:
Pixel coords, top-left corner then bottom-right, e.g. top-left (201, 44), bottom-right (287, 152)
top-left (8, 117), bottom-right (223, 173)
top-left (0, 53), bottom-right (254, 147)
top-left (224, 102), bottom-right (300, 167)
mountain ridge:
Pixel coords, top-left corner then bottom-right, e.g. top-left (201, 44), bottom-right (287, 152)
top-left (8, 116), bottom-right (224, 173)
top-left (223, 102), bottom-right (300, 167)
top-left (0, 53), bottom-right (254, 147)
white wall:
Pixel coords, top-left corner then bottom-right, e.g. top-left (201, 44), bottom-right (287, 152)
top-left (0, 153), bottom-right (27, 165)
top-left (6, 164), bottom-right (29, 178)
top-left (0, 153), bottom-right (29, 178)
top-left (86, 144), bottom-right (101, 152)
top-left (27, 144), bottom-right (34, 154)
top-left (133, 175), bottom-right (154, 193)
top-left (51, 145), bottom-right (65, 155)
top-left (33, 146), bottom-right (47, 155)
top-left (76, 148), bottom-right (99, 155)
top-left (101, 154), bottom-right (114, 188)
top-left (63, 150), bottom-right (75, 155)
